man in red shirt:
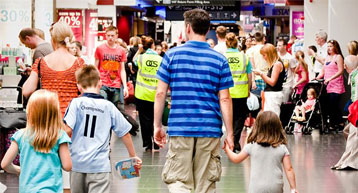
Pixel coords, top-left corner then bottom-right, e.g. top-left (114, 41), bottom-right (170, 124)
top-left (95, 26), bottom-right (128, 105)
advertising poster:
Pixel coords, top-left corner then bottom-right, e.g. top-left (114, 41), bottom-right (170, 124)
top-left (292, 11), bottom-right (304, 39)
top-left (35, 0), bottom-right (53, 41)
top-left (98, 17), bottom-right (113, 41)
top-left (58, 9), bottom-right (83, 41)
top-left (0, 0), bottom-right (31, 47)
top-left (84, 9), bottom-right (98, 58)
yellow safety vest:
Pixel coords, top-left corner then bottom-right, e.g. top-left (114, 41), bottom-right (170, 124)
top-left (224, 50), bottom-right (249, 98)
top-left (135, 51), bottom-right (162, 102)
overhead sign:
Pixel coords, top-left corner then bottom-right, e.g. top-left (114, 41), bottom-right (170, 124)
top-left (155, 0), bottom-right (238, 6)
top-left (165, 6), bottom-right (240, 21)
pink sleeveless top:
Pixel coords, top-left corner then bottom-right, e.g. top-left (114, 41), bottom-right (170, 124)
top-left (324, 55), bottom-right (345, 94)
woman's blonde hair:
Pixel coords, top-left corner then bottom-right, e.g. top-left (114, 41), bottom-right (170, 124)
top-left (50, 22), bottom-right (74, 48)
top-left (247, 111), bottom-right (287, 148)
top-left (26, 90), bottom-right (63, 153)
top-left (295, 50), bottom-right (308, 72)
top-left (260, 43), bottom-right (280, 66)
top-left (225, 32), bottom-right (238, 49)
top-left (348, 40), bottom-right (358, 55)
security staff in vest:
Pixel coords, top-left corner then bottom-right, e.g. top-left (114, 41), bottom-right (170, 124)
top-left (224, 32), bottom-right (252, 152)
top-left (135, 36), bottom-right (163, 152)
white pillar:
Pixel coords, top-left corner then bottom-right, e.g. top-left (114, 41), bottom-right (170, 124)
top-left (304, 0), bottom-right (328, 49)
top-left (328, 0), bottom-right (358, 56)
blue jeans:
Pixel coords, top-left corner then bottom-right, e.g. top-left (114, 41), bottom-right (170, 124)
top-left (100, 85), bottom-right (123, 106)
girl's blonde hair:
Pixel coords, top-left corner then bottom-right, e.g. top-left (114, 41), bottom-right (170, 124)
top-left (50, 22), bottom-right (74, 48)
top-left (26, 90), bottom-right (63, 153)
top-left (247, 111), bottom-right (287, 147)
top-left (295, 50), bottom-right (308, 72)
top-left (225, 32), bottom-right (238, 49)
top-left (260, 43), bottom-right (280, 66)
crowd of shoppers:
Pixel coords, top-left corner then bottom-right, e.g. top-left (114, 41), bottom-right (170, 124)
top-left (2, 6), bottom-right (358, 193)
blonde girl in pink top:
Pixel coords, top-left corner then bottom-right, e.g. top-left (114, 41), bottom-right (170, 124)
top-left (293, 51), bottom-right (309, 96)
top-left (316, 39), bottom-right (345, 130)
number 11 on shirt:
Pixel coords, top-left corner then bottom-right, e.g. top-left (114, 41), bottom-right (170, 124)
top-left (84, 114), bottom-right (97, 138)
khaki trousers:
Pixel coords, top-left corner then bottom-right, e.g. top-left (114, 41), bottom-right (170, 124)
top-left (162, 137), bottom-right (222, 193)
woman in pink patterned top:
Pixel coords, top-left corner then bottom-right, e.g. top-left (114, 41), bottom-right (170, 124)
top-left (293, 88), bottom-right (316, 121)
top-left (316, 39), bottom-right (345, 130)
top-left (293, 51), bottom-right (309, 98)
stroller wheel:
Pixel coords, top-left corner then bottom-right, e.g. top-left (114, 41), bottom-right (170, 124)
top-left (303, 127), bottom-right (312, 135)
top-left (285, 125), bottom-right (294, 135)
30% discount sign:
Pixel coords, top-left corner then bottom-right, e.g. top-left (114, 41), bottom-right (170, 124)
top-left (0, 9), bottom-right (30, 23)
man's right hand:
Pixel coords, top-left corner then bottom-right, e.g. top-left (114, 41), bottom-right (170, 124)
top-left (154, 125), bottom-right (166, 148)
top-left (224, 133), bottom-right (234, 151)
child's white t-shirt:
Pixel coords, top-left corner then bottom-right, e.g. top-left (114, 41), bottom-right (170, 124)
top-left (243, 142), bottom-right (290, 193)
top-left (64, 93), bottom-right (131, 173)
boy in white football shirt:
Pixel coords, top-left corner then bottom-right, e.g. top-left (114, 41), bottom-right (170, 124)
top-left (64, 65), bottom-right (142, 193)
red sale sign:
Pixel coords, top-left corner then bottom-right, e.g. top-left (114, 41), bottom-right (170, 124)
top-left (84, 9), bottom-right (98, 57)
top-left (57, 9), bottom-right (83, 41)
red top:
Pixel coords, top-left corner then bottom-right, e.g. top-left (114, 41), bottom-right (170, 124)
top-left (32, 58), bottom-right (85, 117)
top-left (95, 43), bottom-right (127, 88)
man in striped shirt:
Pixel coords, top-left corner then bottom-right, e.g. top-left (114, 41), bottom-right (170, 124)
top-left (153, 9), bottom-right (234, 193)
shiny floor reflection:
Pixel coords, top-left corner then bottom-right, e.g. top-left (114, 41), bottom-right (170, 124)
top-left (1, 105), bottom-right (357, 193)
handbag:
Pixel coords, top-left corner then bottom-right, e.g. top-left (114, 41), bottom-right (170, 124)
top-left (37, 58), bottom-right (42, 89)
top-left (0, 109), bottom-right (27, 129)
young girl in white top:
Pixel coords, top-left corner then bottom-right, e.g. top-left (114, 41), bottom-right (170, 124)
top-left (1, 90), bottom-right (72, 193)
top-left (224, 111), bottom-right (298, 193)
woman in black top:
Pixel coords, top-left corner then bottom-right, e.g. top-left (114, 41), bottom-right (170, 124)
top-left (253, 43), bottom-right (285, 116)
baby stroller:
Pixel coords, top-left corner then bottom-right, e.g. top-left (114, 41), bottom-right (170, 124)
top-left (285, 80), bottom-right (326, 135)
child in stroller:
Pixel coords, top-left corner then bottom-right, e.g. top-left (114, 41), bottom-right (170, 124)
top-left (293, 88), bottom-right (316, 122)
top-left (286, 80), bottom-right (326, 134)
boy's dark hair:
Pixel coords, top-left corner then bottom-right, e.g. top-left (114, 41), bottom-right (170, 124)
top-left (247, 111), bottom-right (287, 147)
top-left (105, 25), bottom-right (118, 34)
top-left (308, 45), bottom-right (317, 53)
top-left (19, 28), bottom-right (37, 41)
top-left (76, 65), bottom-right (100, 89)
top-left (277, 38), bottom-right (287, 46)
top-left (254, 32), bottom-right (265, 43)
top-left (183, 9), bottom-right (210, 36)
top-left (216, 26), bottom-right (227, 39)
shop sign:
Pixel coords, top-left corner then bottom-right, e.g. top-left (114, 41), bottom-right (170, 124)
top-left (57, 9), bottom-right (83, 41)
top-left (263, 5), bottom-right (289, 17)
top-left (97, 17), bottom-right (113, 41)
top-left (0, 0), bottom-right (31, 46)
top-left (97, 0), bottom-right (114, 5)
top-left (292, 11), bottom-right (304, 39)
top-left (84, 9), bottom-right (97, 57)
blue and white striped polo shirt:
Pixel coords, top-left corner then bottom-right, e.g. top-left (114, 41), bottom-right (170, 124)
top-left (63, 93), bottom-right (131, 173)
top-left (156, 41), bottom-right (234, 138)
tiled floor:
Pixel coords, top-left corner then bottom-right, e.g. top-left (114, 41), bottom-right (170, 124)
top-left (1, 104), bottom-right (357, 193)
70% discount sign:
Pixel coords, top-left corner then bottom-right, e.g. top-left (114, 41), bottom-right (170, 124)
top-left (58, 11), bottom-right (82, 27)
top-left (0, 9), bottom-right (30, 23)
